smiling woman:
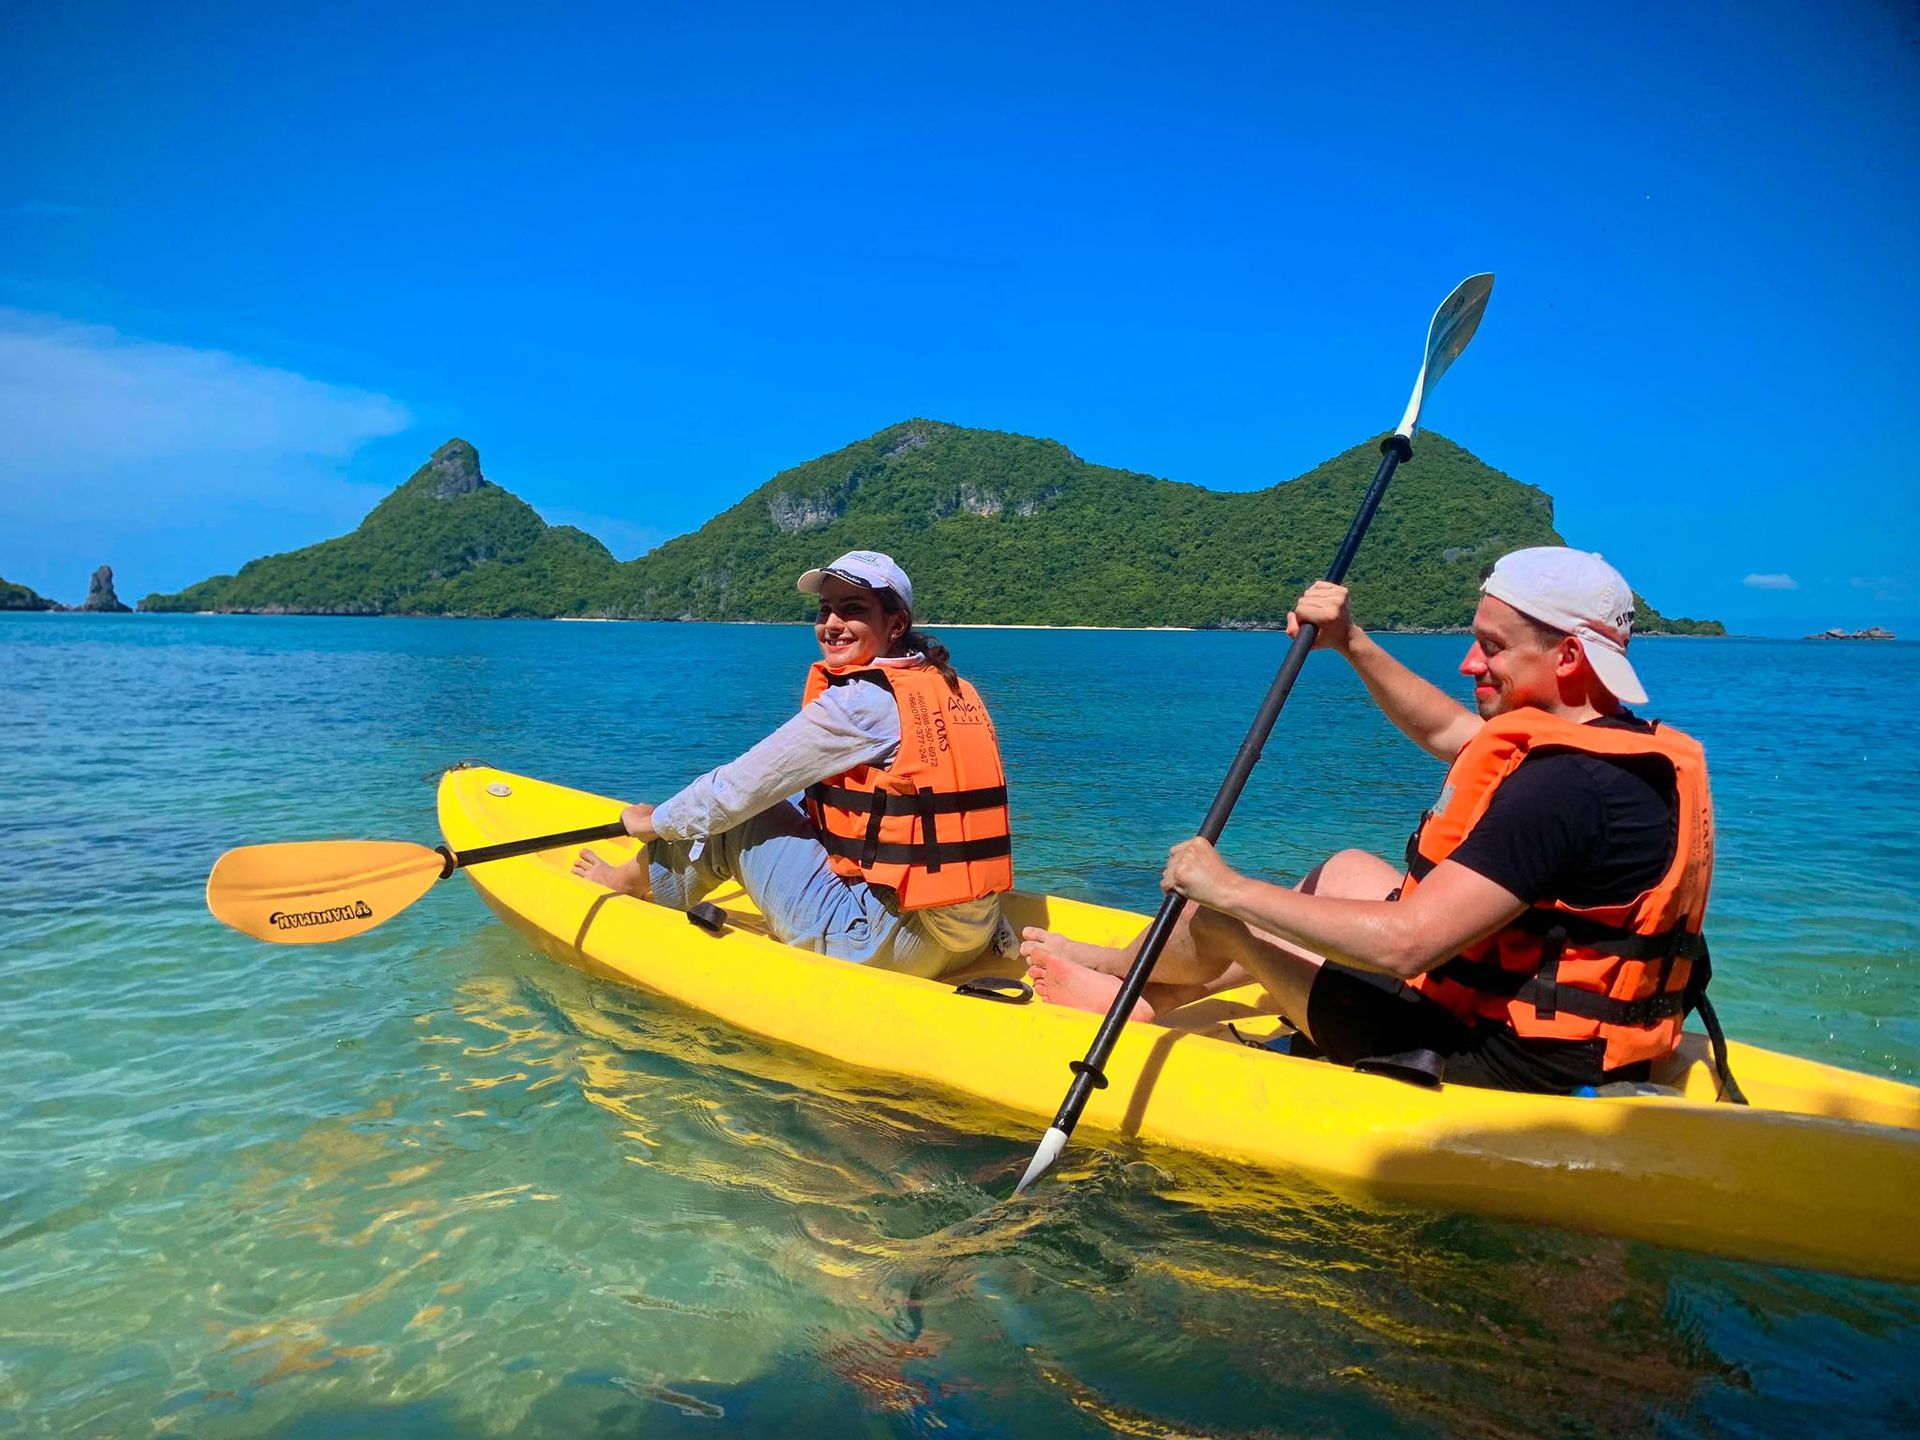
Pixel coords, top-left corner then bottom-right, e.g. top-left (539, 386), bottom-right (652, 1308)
top-left (570, 549), bottom-right (1016, 978)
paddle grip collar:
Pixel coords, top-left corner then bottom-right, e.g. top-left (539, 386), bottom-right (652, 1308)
top-left (435, 844), bottom-right (457, 879)
top-left (1068, 1058), bottom-right (1109, 1090)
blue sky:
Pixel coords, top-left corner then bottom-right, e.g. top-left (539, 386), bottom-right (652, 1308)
top-left (3, 1), bottom-right (1915, 632)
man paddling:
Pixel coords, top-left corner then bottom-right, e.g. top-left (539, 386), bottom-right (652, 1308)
top-left (1022, 547), bottom-right (1715, 1093)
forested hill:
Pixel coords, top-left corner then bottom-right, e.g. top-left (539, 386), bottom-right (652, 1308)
top-left (140, 440), bottom-right (617, 616)
top-left (593, 422), bottom-right (1720, 631)
top-left (2, 577), bottom-right (61, 610)
top-left (139, 423), bottom-right (1723, 633)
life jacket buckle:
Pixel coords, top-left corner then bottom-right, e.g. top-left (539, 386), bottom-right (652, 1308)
top-left (1533, 925), bottom-right (1567, 1020)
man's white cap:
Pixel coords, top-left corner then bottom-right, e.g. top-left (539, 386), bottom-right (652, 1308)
top-left (1481, 547), bottom-right (1648, 706)
top-left (796, 550), bottom-right (914, 613)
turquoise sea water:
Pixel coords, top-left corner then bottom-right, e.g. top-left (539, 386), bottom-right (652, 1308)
top-left (4, 613), bottom-right (1917, 1438)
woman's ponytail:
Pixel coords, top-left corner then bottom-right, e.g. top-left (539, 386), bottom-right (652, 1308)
top-left (904, 626), bottom-right (959, 690)
top-left (878, 588), bottom-right (960, 690)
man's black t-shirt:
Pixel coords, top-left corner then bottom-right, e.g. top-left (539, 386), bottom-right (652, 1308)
top-left (1446, 714), bottom-right (1677, 908)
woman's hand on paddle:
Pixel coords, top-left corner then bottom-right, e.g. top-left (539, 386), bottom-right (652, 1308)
top-left (1162, 837), bottom-right (1241, 911)
top-left (620, 803), bottom-right (659, 842)
top-left (1288, 581), bottom-right (1356, 653)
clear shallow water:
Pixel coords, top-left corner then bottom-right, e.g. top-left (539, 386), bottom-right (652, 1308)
top-left (3, 613), bottom-right (1917, 1438)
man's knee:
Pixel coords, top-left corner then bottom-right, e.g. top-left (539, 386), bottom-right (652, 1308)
top-left (1190, 903), bottom-right (1237, 944)
top-left (1300, 848), bottom-right (1400, 900)
top-left (1188, 903), bottom-right (1258, 969)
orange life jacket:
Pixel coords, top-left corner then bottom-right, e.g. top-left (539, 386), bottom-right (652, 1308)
top-left (801, 660), bottom-right (1013, 911)
top-left (1403, 709), bottom-right (1715, 1070)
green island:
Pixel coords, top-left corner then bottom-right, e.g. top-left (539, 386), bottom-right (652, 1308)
top-left (138, 424), bottom-right (1724, 633)
top-left (1, 577), bottom-right (61, 611)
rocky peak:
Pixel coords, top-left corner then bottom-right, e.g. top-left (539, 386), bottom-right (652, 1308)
top-left (881, 420), bottom-right (953, 459)
top-left (79, 564), bottom-right (131, 613)
top-left (422, 439), bottom-right (488, 500)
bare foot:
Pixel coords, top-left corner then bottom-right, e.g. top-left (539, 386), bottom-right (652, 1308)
top-left (571, 848), bottom-right (651, 898)
top-left (1019, 926), bottom-right (1133, 976)
top-left (1026, 941), bottom-right (1153, 1021)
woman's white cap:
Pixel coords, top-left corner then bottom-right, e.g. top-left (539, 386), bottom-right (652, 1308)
top-left (1481, 547), bottom-right (1649, 705)
top-left (796, 550), bottom-right (914, 612)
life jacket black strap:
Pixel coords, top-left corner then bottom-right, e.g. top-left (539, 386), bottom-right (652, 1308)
top-left (1517, 980), bottom-right (1688, 1027)
top-left (816, 831), bottom-right (1013, 868)
top-left (917, 787), bottom-right (943, 874)
top-left (862, 788), bottom-right (886, 868)
top-left (1429, 956), bottom-right (1688, 1026)
top-left (808, 782), bottom-right (1009, 817)
top-left (1507, 908), bottom-right (1707, 962)
top-left (1683, 943), bottom-right (1748, 1105)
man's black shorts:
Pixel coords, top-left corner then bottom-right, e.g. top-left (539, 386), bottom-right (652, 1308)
top-left (1303, 962), bottom-right (1649, 1093)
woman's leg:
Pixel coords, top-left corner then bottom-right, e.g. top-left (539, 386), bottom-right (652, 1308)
top-left (572, 848), bottom-right (655, 898)
top-left (697, 802), bottom-right (851, 949)
top-left (576, 802), bottom-right (965, 971)
top-left (573, 834), bottom-right (721, 907)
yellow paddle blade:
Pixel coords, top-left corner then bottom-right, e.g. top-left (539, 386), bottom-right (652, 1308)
top-left (206, 840), bottom-right (448, 944)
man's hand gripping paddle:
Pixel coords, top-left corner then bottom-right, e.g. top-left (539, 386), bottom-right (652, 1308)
top-left (206, 821), bottom-right (630, 944)
top-left (1013, 273), bottom-right (1496, 1195)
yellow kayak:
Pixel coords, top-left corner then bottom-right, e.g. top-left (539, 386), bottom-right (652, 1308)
top-left (439, 764), bottom-right (1920, 1283)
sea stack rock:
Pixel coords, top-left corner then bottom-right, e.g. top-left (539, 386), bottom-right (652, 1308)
top-left (424, 439), bottom-right (488, 500)
top-left (79, 564), bottom-right (132, 613)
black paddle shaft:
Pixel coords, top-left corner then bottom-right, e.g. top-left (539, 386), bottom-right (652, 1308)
top-left (437, 819), bottom-right (630, 876)
top-left (1044, 434), bottom-right (1414, 1138)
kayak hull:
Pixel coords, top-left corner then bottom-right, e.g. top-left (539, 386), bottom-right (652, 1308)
top-left (439, 766), bottom-right (1920, 1283)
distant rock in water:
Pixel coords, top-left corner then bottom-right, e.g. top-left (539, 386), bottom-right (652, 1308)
top-left (1, 575), bottom-right (61, 610)
top-left (1806, 626), bottom-right (1897, 641)
top-left (79, 565), bottom-right (132, 613)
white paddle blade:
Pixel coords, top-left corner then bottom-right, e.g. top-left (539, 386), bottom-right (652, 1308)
top-left (1014, 1126), bottom-right (1070, 1195)
top-left (1394, 272), bottom-right (1495, 442)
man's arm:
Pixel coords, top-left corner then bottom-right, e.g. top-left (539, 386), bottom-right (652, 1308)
top-left (1291, 581), bottom-right (1481, 762)
top-left (1161, 837), bottom-right (1525, 978)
